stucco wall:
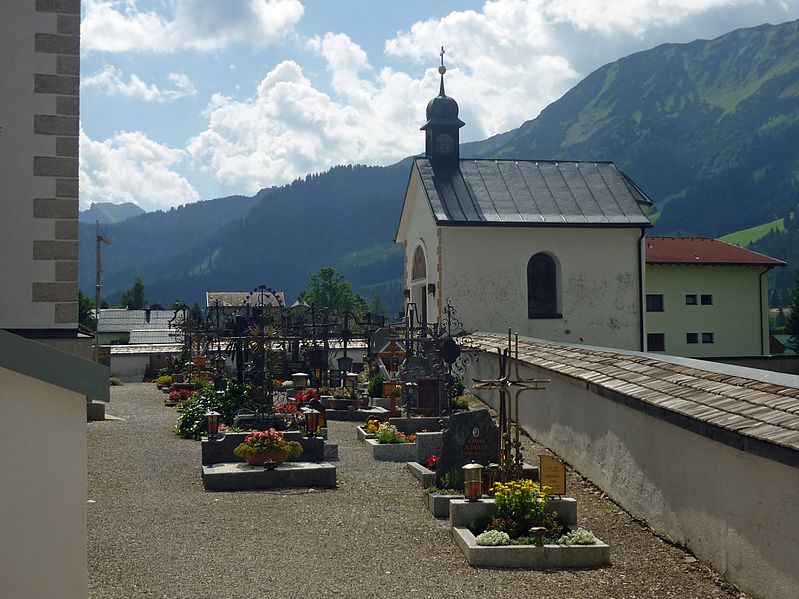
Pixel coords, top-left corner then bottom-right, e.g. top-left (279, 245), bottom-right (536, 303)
top-left (1, 2), bottom-right (81, 330)
top-left (645, 264), bottom-right (770, 357)
top-left (397, 167), bottom-right (440, 324)
top-left (441, 227), bottom-right (643, 349)
top-left (465, 351), bottom-right (799, 599)
top-left (0, 367), bottom-right (87, 599)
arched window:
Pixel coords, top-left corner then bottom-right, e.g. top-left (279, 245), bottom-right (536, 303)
top-left (527, 253), bottom-right (558, 318)
top-left (411, 245), bottom-right (426, 281)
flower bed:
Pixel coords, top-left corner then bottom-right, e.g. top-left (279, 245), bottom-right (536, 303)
top-left (451, 526), bottom-right (610, 568)
top-left (364, 438), bottom-right (416, 462)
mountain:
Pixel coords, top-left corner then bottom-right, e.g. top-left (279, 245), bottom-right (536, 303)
top-left (80, 193), bottom-right (260, 298)
top-left (82, 20), bottom-right (799, 309)
top-left (468, 20), bottom-right (799, 237)
top-left (80, 202), bottom-right (144, 224)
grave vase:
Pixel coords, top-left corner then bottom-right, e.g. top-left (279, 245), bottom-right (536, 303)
top-left (244, 450), bottom-right (287, 466)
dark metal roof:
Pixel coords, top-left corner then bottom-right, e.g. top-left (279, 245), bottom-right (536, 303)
top-left (414, 157), bottom-right (652, 227)
top-left (468, 332), bottom-right (799, 467)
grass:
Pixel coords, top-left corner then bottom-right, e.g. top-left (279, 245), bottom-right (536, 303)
top-left (719, 218), bottom-right (784, 246)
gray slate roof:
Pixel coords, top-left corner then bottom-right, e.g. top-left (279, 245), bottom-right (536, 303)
top-left (97, 309), bottom-right (174, 333)
top-left (128, 329), bottom-right (178, 344)
top-left (415, 158), bottom-right (652, 227)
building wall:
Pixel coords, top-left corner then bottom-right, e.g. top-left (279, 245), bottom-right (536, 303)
top-left (398, 168), bottom-right (440, 324)
top-left (0, 1), bottom-right (80, 330)
top-left (440, 226), bottom-right (643, 349)
top-left (466, 352), bottom-right (799, 599)
top-left (645, 264), bottom-right (769, 357)
top-left (0, 366), bottom-right (87, 599)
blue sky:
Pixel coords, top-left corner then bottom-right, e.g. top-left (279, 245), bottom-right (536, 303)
top-left (79, 0), bottom-right (799, 211)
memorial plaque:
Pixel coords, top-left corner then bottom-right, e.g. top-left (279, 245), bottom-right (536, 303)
top-left (435, 409), bottom-right (499, 486)
top-left (417, 378), bottom-right (440, 412)
top-left (539, 454), bottom-right (566, 495)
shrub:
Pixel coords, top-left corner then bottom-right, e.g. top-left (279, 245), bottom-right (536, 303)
top-left (174, 380), bottom-right (253, 440)
top-left (487, 479), bottom-right (559, 539)
top-left (154, 375), bottom-right (172, 387)
top-left (368, 372), bottom-right (385, 398)
top-left (109, 377), bottom-right (124, 386)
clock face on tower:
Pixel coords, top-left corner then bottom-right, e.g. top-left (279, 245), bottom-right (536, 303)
top-left (435, 133), bottom-right (454, 156)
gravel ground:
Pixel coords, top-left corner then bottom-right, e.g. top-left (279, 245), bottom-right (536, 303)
top-left (88, 384), bottom-right (748, 598)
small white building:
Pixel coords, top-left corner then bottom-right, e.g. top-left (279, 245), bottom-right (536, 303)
top-left (396, 67), bottom-right (652, 350)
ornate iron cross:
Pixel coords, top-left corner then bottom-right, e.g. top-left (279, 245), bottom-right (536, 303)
top-left (472, 329), bottom-right (549, 482)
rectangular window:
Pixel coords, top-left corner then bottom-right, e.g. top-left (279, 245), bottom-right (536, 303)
top-left (646, 294), bottom-right (664, 312)
top-left (686, 333), bottom-right (698, 344)
top-left (647, 333), bottom-right (665, 352)
top-left (685, 294), bottom-right (697, 305)
top-left (702, 332), bottom-right (714, 344)
top-left (701, 294), bottom-right (713, 305)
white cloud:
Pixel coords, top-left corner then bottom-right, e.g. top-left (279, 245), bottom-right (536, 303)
top-left (82, 0), bottom-right (304, 53)
top-left (187, 13), bottom-right (580, 192)
top-left (542, 0), bottom-right (753, 36)
top-left (83, 65), bottom-right (197, 102)
top-left (80, 129), bottom-right (199, 211)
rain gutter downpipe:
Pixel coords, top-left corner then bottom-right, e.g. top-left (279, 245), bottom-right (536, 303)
top-left (639, 227), bottom-right (646, 352)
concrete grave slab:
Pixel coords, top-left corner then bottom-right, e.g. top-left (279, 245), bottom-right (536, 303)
top-left (202, 461), bottom-right (336, 491)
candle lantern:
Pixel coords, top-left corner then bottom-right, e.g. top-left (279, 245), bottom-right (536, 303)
top-left (462, 461), bottom-right (484, 502)
top-left (483, 462), bottom-right (500, 495)
top-left (205, 409), bottom-right (221, 440)
top-left (304, 408), bottom-right (320, 438)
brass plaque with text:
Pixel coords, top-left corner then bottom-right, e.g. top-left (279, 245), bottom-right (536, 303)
top-left (539, 454), bottom-right (566, 495)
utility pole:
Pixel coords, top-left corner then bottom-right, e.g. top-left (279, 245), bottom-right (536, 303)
top-left (95, 221), bottom-right (111, 346)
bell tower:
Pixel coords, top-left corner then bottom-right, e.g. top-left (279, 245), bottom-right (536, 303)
top-left (421, 47), bottom-right (464, 169)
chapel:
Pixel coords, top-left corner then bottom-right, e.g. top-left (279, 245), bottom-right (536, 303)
top-left (395, 55), bottom-right (653, 350)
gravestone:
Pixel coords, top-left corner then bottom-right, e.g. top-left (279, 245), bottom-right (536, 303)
top-left (435, 408), bottom-right (499, 486)
top-left (417, 378), bottom-right (441, 412)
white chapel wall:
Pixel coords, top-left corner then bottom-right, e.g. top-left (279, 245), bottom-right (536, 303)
top-left (0, 367), bottom-right (87, 599)
top-left (466, 352), bottom-right (799, 599)
top-left (441, 226), bottom-right (642, 349)
top-left (399, 168), bottom-right (440, 323)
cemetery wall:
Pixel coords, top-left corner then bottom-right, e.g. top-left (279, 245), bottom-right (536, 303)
top-left (442, 226), bottom-right (643, 350)
top-left (467, 352), bottom-right (799, 599)
top-left (0, 367), bottom-right (87, 599)
top-left (110, 353), bottom-right (151, 381)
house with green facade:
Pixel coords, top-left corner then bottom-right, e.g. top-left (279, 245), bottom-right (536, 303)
top-left (644, 237), bottom-right (784, 357)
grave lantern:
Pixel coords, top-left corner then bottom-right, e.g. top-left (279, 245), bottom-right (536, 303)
top-left (205, 409), bottom-right (221, 440)
top-left (463, 461), bottom-right (483, 502)
top-left (304, 408), bottom-right (320, 438)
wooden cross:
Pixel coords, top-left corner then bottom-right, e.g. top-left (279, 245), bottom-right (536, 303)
top-left (377, 339), bottom-right (406, 376)
top-left (472, 329), bottom-right (549, 482)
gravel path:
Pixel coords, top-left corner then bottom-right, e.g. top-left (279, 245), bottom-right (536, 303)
top-left (88, 384), bottom-right (747, 598)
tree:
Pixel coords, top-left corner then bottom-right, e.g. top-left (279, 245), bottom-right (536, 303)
top-left (78, 290), bottom-right (96, 331)
top-left (368, 293), bottom-right (389, 318)
top-left (120, 277), bottom-right (147, 309)
top-left (298, 267), bottom-right (367, 317)
top-left (169, 299), bottom-right (183, 311)
top-left (786, 275), bottom-right (799, 350)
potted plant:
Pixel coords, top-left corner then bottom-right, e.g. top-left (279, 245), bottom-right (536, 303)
top-left (232, 429), bottom-right (303, 466)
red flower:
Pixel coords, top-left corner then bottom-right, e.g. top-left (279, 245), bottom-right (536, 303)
top-left (424, 454), bottom-right (439, 471)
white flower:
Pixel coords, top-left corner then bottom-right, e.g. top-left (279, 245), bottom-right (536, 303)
top-left (475, 529), bottom-right (511, 546)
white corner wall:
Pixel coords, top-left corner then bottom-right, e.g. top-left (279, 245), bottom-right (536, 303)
top-left (466, 352), bottom-right (799, 599)
top-left (0, 367), bottom-right (87, 599)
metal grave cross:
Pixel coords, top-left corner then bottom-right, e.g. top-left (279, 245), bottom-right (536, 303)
top-left (472, 329), bottom-right (549, 482)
